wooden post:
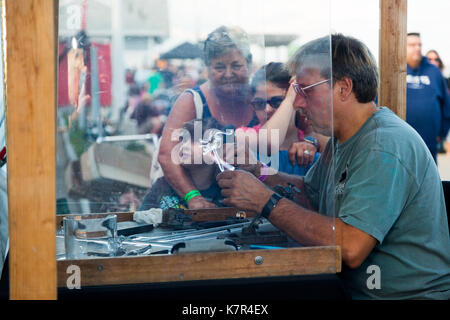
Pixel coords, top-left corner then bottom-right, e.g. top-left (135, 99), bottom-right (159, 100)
top-left (5, 0), bottom-right (58, 299)
top-left (379, 0), bottom-right (407, 119)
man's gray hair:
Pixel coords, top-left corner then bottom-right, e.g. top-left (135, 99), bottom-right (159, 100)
top-left (287, 34), bottom-right (379, 103)
top-left (287, 35), bottom-right (332, 82)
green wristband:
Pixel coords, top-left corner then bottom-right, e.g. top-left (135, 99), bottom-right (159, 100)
top-left (184, 190), bottom-right (201, 204)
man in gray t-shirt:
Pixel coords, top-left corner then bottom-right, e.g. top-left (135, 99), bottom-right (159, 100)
top-left (217, 34), bottom-right (450, 299)
top-left (306, 107), bottom-right (449, 299)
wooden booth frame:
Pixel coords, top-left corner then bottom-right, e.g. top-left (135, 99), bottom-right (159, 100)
top-left (4, 0), bottom-right (406, 299)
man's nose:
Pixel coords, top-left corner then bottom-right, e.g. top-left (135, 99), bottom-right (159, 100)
top-left (293, 93), bottom-right (307, 110)
top-left (224, 66), bottom-right (233, 78)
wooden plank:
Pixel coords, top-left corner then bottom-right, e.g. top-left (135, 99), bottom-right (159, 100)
top-left (5, 0), bottom-right (58, 299)
top-left (57, 246), bottom-right (341, 287)
top-left (56, 212), bottom-right (134, 229)
top-left (379, 0), bottom-right (407, 119)
top-left (56, 208), bottom-right (256, 228)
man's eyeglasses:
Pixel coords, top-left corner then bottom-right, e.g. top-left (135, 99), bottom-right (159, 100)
top-left (250, 96), bottom-right (284, 110)
top-left (292, 79), bottom-right (330, 98)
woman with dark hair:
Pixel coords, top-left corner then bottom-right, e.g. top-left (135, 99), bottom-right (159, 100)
top-left (426, 49), bottom-right (450, 91)
top-left (236, 62), bottom-right (327, 174)
top-left (426, 49), bottom-right (445, 71)
top-left (425, 50), bottom-right (450, 153)
top-left (157, 26), bottom-right (258, 209)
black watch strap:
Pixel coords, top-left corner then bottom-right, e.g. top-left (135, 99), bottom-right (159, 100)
top-left (304, 136), bottom-right (319, 149)
top-left (261, 192), bottom-right (283, 219)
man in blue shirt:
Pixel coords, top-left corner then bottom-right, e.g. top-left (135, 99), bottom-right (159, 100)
top-left (406, 32), bottom-right (450, 162)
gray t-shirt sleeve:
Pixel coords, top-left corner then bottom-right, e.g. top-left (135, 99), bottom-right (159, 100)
top-left (304, 140), bottom-right (333, 211)
top-left (338, 149), bottom-right (415, 244)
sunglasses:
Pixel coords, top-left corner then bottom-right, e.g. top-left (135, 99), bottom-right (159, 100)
top-left (250, 96), bottom-right (284, 110)
top-left (292, 79), bottom-right (330, 98)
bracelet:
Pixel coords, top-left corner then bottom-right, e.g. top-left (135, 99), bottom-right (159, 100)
top-left (184, 190), bottom-right (201, 204)
top-left (258, 162), bottom-right (269, 182)
top-left (304, 136), bottom-right (319, 149)
top-left (261, 192), bottom-right (283, 219)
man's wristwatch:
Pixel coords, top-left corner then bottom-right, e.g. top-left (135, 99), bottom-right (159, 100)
top-left (304, 135), bottom-right (319, 149)
top-left (261, 192), bottom-right (283, 219)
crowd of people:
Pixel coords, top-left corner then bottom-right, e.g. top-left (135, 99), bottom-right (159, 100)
top-left (119, 61), bottom-right (209, 137)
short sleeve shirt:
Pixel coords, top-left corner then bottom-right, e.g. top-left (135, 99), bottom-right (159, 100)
top-left (304, 107), bottom-right (450, 299)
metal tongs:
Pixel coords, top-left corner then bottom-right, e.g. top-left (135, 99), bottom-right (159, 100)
top-left (199, 129), bottom-right (235, 172)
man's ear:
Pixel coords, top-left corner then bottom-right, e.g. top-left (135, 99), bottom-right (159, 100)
top-left (335, 77), bottom-right (353, 101)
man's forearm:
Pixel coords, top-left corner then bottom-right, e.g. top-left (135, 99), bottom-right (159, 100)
top-left (264, 169), bottom-right (304, 188)
top-left (251, 163), bottom-right (314, 209)
top-left (268, 197), bottom-right (377, 269)
top-left (269, 197), bottom-right (337, 247)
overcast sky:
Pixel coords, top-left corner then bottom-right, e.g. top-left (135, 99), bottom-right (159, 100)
top-left (168, 0), bottom-right (450, 76)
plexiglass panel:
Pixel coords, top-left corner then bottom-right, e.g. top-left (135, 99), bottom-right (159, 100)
top-left (56, 0), bottom-right (335, 263)
top-left (0, 8), bottom-right (7, 277)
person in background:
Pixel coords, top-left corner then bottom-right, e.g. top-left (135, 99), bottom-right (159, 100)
top-left (426, 49), bottom-right (445, 72)
top-left (130, 93), bottom-right (166, 136)
top-left (426, 49), bottom-right (450, 153)
top-left (236, 62), bottom-right (324, 175)
top-left (157, 25), bottom-right (258, 209)
top-left (125, 68), bottom-right (136, 86)
top-left (148, 66), bottom-right (164, 95)
top-left (406, 33), bottom-right (450, 162)
top-left (217, 34), bottom-right (450, 299)
top-left (124, 84), bottom-right (142, 116)
top-left (160, 63), bottom-right (175, 89)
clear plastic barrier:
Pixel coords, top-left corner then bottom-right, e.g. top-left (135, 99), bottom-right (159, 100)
top-left (56, 0), bottom-right (334, 263)
top-left (0, 9), bottom-right (7, 276)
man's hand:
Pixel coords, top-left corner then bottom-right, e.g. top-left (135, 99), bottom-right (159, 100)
top-left (217, 170), bottom-right (273, 213)
top-left (288, 141), bottom-right (317, 167)
top-left (188, 196), bottom-right (217, 209)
